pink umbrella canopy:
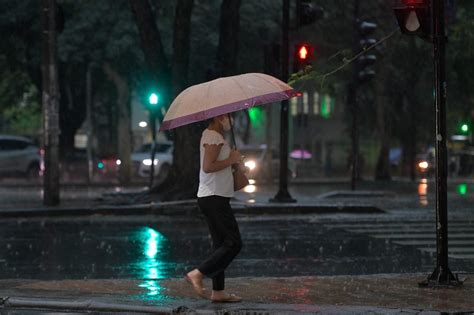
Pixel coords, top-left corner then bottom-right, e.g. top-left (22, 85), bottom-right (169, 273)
top-left (160, 73), bottom-right (300, 131)
top-left (290, 149), bottom-right (312, 159)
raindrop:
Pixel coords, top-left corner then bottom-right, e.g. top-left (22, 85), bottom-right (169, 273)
top-left (319, 246), bottom-right (324, 254)
top-left (6, 244), bottom-right (11, 249)
top-left (338, 245), bottom-right (343, 251)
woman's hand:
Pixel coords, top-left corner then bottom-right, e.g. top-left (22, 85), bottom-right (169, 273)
top-left (228, 149), bottom-right (242, 165)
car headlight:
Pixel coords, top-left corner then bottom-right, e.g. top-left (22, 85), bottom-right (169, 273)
top-left (418, 161), bottom-right (429, 169)
top-left (245, 160), bottom-right (257, 170)
top-left (143, 159), bottom-right (159, 166)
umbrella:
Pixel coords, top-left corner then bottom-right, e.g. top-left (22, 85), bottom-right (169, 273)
top-left (290, 149), bottom-right (312, 160)
top-left (159, 73), bottom-right (300, 131)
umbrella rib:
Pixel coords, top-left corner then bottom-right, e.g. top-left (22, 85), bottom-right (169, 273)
top-left (256, 74), bottom-right (280, 88)
top-left (231, 76), bottom-right (252, 104)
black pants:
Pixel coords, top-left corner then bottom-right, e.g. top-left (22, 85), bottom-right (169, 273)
top-left (197, 195), bottom-right (242, 291)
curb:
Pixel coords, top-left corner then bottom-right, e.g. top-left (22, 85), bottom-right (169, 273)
top-left (0, 199), bottom-right (384, 218)
top-left (3, 297), bottom-right (174, 314)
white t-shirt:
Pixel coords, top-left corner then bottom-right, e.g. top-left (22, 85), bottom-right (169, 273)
top-left (197, 129), bottom-right (234, 198)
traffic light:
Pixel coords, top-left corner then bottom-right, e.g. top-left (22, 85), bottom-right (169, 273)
top-left (296, 0), bottom-right (324, 27)
top-left (393, 0), bottom-right (432, 42)
top-left (293, 43), bottom-right (314, 72)
top-left (460, 123), bottom-right (470, 134)
top-left (148, 93), bottom-right (159, 107)
top-left (357, 21), bottom-right (377, 82)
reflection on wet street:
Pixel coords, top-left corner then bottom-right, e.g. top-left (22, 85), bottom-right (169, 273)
top-left (2, 213), bottom-right (472, 283)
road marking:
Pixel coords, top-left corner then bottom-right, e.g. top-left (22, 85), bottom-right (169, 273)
top-left (324, 220), bottom-right (474, 260)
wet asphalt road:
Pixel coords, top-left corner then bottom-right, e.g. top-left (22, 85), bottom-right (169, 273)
top-left (0, 211), bottom-right (473, 281)
top-left (0, 179), bottom-right (473, 281)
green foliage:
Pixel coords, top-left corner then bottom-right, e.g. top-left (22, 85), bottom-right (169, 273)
top-left (2, 85), bottom-right (41, 135)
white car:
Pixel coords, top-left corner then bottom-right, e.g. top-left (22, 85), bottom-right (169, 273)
top-left (131, 142), bottom-right (173, 179)
top-left (0, 135), bottom-right (42, 178)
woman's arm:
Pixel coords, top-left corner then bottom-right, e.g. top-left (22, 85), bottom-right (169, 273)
top-left (202, 144), bottom-right (240, 173)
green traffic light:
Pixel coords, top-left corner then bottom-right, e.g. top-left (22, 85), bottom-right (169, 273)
top-left (457, 183), bottom-right (467, 196)
top-left (461, 124), bottom-right (469, 133)
top-left (149, 93), bottom-right (159, 105)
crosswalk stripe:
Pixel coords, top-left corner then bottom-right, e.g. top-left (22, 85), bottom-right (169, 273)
top-left (324, 220), bottom-right (474, 260)
top-left (394, 240), bottom-right (474, 246)
top-left (420, 247), bottom-right (474, 253)
top-left (326, 222), bottom-right (473, 229)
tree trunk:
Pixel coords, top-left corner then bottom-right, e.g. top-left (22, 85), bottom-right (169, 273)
top-left (215, 0), bottom-right (242, 77)
top-left (103, 62), bottom-right (132, 185)
top-left (41, 0), bottom-right (60, 206)
top-left (159, 0), bottom-right (199, 201)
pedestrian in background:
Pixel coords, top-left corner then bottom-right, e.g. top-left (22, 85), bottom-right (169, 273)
top-left (185, 114), bottom-right (243, 303)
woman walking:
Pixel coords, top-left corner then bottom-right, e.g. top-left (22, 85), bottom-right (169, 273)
top-left (185, 114), bottom-right (243, 303)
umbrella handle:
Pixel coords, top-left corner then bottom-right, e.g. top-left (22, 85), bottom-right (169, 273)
top-left (228, 113), bottom-right (237, 150)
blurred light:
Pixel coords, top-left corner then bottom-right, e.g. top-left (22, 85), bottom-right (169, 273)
top-left (420, 178), bottom-right (428, 184)
top-left (244, 185), bottom-right (256, 193)
top-left (116, 159), bottom-right (121, 166)
top-left (418, 161), bottom-right (429, 169)
top-left (143, 159), bottom-right (159, 166)
top-left (452, 135), bottom-right (468, 141)
top-left (458, 184), bottom-right (467, 196)
top-left (418, 183), bottom-right (428, 196)
top-left (461, 124), bottom-right (469, 132)
top-left (149, 93), bottom-right (158, 105)
top-left (248, 199), bottom-right (256, 204)
top-left (139, 121), bottom-right (148, 128)
top-left (248, 179), bottom-right (256, 185)
top-left (97, 162), bottom-right (104, 169)
top-left (245, 160), bottom-right (257, 170)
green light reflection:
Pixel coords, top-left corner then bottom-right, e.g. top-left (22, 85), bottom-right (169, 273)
top-left (137, 227), bottom-right (168, 298)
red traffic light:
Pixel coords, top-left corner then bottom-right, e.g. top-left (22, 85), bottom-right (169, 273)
top-left (298, 46), bottom-right (308, 60)
top-left (295, 44), bottom-right (313, 61)
top-left (402, 0), bottom-right (427, 6)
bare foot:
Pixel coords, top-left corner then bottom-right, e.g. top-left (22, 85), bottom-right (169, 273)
top-left (211, 290), bottom-right (242, 303)
top-left (185, 269), bottom-right (208, 299)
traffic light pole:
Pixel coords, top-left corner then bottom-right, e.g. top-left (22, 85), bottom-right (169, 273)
top-left (419, 0), bottom-right (461, 287)
top-left (149, 110), bottom-right (157, 189)
top-left (271, 0), bottom-right (296, 203)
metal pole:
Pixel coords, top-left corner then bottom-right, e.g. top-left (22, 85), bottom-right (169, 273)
top-left (86, 63), bottom-right (94, 183)
top-left (41, 0), bottom-right (60, 206)
top-left (350, 0), bottom-right (360, 191)
top-left (420, 0), bottom-right (461, 287)
top-left (271, 0), bottom-right (295, 203)
top-left (149, 110), bottom-right (157, 189)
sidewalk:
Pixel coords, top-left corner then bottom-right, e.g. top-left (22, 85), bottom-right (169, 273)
top-left (1, 274), bottom-right (472, 314)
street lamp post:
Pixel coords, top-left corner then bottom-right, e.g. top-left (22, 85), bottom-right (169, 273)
top-left (271, 0), bottom-right (296, 203)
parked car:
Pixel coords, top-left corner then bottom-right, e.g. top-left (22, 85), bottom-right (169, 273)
top-left (131, 141), bottom-right (173, 179)
top-left (0, 135), bottom-right (42, 178)
top-left (240, 145), bottom-right (296, 182)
